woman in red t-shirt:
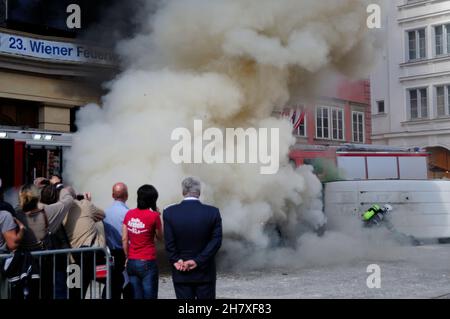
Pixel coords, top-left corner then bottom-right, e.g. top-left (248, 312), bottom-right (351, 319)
top-left (122, 184), bottom-right (162, 299)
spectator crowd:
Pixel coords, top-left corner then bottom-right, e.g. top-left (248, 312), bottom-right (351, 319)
top-left (0, 176), bottom-right (222, 300)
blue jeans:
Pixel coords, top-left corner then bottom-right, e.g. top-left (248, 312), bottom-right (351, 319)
top-left (127, 259), bottom-right (158, 299)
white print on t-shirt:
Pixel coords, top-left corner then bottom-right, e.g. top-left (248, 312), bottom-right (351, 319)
top-left (127, 217), bottom-right (148, 235)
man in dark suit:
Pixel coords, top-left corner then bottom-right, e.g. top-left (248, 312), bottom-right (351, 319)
top-left (163, 177), bottom-right (222, 299)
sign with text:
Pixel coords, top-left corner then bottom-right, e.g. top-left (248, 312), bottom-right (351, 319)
top-left (0, 31), bottom-right (117, 66)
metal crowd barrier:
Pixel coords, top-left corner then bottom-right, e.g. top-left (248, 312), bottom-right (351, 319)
top-left (0, 247), bottom-right (112, 300)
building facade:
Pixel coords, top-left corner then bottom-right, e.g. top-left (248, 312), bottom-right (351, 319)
top-left (371, 0), bottom-right (450, 178)
top-left (281, 79), bottom-right (371, 150)
top-left (290, 79), bottom-right (372, 148)
top-left (280, 79), bottom-right (372, 181)
top-left (0, 0), bottom-right (115, 188)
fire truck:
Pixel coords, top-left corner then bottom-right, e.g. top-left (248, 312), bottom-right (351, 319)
top-left (289, 143), bottom-right (429, 181)
top-left (0, 128), bottom-right (72, 189)
top-left (289, 144), bottom-right (450, 240)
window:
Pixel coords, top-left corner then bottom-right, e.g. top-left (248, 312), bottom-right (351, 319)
top-left (447, 25), bottom-right (450, 53)
top-left (436, 86), bottom-right (445, 116)
top-left (435, 85), bottom-right (450, 117)
top-left (316, 107), bottom-right (329, 139)
top-left (435, 26), bottom-right (443, 55)
top-left (434, 24), bottom-right (450, 56)
top-left (410, 90), bottom-right (418, 118)
top-left (377, 100), bottom-right (385, 114)
top-left (316, 106), bottom-right (344, 140)
top-left (408, 88), bottom-right (428, 120)
top-left (331, 109), bottom-right (344, 140)
top-left (352, 112), bottom-right (365, 143)
top-left (291, 107), bottom-right (307, 137)
top-left (0, 97), bottom-right (39, 128)
top-left (295, 115), bottom-right (307, 137)
top-left (408, 29), bottom-right (426, 61)
top-left (420, 88), bottom-right (428, 117)
top-left (70, 106), bottom-right (81, 132)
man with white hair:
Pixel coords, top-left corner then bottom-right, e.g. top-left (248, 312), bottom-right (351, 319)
top-left (163, 177), bottom-right (222, 299)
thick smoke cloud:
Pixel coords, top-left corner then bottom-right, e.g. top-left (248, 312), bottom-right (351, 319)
top-left (66, 0), bottom-right (380, 268)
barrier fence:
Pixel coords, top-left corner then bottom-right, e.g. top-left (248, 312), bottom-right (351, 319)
top-left (0, 247), bottom-right (112, 299)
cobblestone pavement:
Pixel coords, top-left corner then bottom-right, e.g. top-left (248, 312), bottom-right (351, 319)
top-left (158, 244), bottom-right (450, 299)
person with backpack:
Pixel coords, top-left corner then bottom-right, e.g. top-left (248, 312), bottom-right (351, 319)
top-left (16, 184), bottom-right (74, 250)
top-left (14, 184), bottom-right (74, 299)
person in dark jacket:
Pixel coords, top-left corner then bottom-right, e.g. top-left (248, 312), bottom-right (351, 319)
top-left (163, 177), bottom-right (222, 299)
top-left (2, 249), bottom-right (40, 300)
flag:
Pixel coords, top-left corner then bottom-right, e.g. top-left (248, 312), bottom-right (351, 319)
top-left (290, 106), bottom-right (306, 133)
top-left (293, 111), bottom-right (305, 131)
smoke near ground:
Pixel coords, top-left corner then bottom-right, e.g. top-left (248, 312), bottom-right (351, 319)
top-left (66, 0), bottom-right (382, 269)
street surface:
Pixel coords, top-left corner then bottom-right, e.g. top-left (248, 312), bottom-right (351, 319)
top-left (158, 244), bottom-right (450, 299)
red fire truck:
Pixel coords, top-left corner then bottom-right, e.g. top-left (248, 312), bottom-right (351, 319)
top-left (289, 144), bottom-right (429, 181)
top-left (0, 129), bottom-right (72, 189)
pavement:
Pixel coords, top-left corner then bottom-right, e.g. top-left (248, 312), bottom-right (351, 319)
top-left (158, 244), bottom-right (450, 299)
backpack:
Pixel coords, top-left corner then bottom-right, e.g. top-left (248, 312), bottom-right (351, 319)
top-left (2, 249), bottom-right (41, 299)
top-left (22, 208), bottom-right (53, 251)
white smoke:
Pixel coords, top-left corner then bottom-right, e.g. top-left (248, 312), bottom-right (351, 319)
top-left (66, 0), bottom-right (379, 268)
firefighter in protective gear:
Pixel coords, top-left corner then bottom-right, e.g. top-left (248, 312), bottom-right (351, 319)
top-left (362, 204), bottom-right (392, 227)
top-left (361, 204), bottom-right (422, 246)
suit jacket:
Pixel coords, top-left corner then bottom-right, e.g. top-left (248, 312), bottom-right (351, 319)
top-left (163, 199), bottom-right (222, 283)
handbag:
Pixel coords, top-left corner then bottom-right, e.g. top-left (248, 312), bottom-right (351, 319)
top-left (23, 208), bottom-right (53, 250)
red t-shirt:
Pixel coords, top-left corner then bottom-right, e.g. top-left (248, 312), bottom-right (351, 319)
top-left (123, 208), bottom-right (162, 260)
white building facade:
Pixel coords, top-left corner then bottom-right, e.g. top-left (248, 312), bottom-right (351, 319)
top-left (371, 0), bottom-right (450, 178)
